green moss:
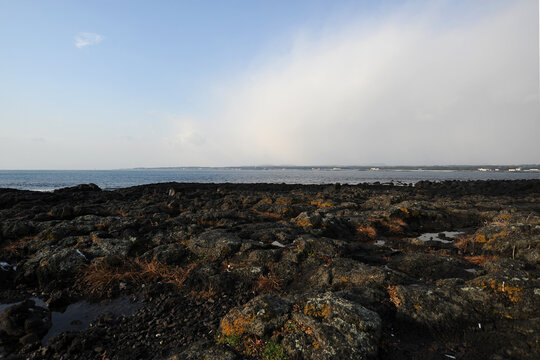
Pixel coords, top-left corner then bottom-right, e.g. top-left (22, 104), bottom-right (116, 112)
top-left (217, 334), bottom-right (242, 347)
top-left (263, 341), bottom-right (286, 360)
top-left (283, 320), bottom-right (298, 332)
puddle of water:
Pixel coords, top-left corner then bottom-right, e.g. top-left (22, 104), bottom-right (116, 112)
top-left (42, 297), bottom-right (141, 343)
top-left (0, 297), bottom-right (141, 345)
top-left (418, 231), bottom-right (464, 244)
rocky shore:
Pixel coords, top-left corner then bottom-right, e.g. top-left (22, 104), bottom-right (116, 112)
top-left (0, 180), bottom-right (539, 359)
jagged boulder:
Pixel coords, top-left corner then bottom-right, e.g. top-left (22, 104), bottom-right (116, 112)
top-left (388, 281), bottom-right (494, 331)
top-left (21, 247), bottom-right (87, 287)
top-left (388, 253), bottom-right (474, 281)
top-left (188, 230), bottom-right (242, 260)
top-left (140, 243), bottom-right (187, 265)
top-left (219, 294), bottom-right (292, 338)
top-left (283, 292), bottom-right (382, 360)
top-left (86, 237), bottom-right (133, 258)
top-left (218, 292), bottom-right (382, 360)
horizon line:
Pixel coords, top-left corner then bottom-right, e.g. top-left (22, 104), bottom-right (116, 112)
top-left (1, 164), bottom-right (540, 171)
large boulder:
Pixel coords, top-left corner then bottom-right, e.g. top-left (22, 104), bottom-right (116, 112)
top-left (140, 243), bottom-right (187, 265)
top-left (86, 237), bottom-right (133, 258)
top-left (292, 212), bottom-right (322, 228)
top-left (329, 258), bottom-right (389, 288)
top-left (293, 235), bottom-right (348, 259)
top-left (387, 253), bottom-right (475, 281)
top-left (300, 258), bottom-right (404, 291)
top-left (283, 292), bottom-right (382, 360)
top-left (188, 230), bottom-right (242, 260)
top-left (219, 294), bottom-right (292, 338)
top-left (53, 183), bottom-right (101, 193)
top-left (20, 247), bottom-right (87, 288)
top-left (1, 220), bottom-right (36, 240)
top-left (388, 281), bottom-right (494, 331)
top-left (36, 248), bottom-right (87, 286)
top-left (472, 223), bottom-right (540, 264)
top-left (292, 213), bottom-right (353, 238)
top-left (218, 292), bottom-right (382, 360)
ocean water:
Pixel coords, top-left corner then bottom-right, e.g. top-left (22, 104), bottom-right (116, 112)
top-left (1, 169), bottom-right (539, 191)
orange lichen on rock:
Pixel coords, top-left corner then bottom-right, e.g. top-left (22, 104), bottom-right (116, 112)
top-left (475, 234), bottom-right (487, 243)
top-left (275, 197), bottom-right (293, 205)
top-left (253, 210), bottom-right (283, 219)
top-left (220, 311), bottom-right (256, 337)
top-left (477, 279), bottom-right (523, 303)
top-left (379, 218), bottom-right (407, 235)
top-left (453, 235), bottom-right (474, 251)
top-left (474, 231), bottom-right (508, 245)
top-left (398, 208), bottom-right (422, 217)
top-left (490, 214), bottom-right (512, 226)
top-left (387, 286), bottom-right (402, 308)
top-left (303, 303), bottom-right (331, 319)
top-left (293, 217), bottom-right (313, 227)
top-left (356, 225), bottom-right (377, 239)
top-left (310, 200), bottom-right (333, 208)
top-left (463, 255), bottom-right (498, 266)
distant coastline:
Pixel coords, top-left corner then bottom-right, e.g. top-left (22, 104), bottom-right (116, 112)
top-left (132, 165), bottom-right (540, 172)
top-left (2, 168), bottom-right (540, 192)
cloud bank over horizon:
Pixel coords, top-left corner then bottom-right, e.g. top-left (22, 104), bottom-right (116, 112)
top-left (167, 1), bottom-right (538, 167)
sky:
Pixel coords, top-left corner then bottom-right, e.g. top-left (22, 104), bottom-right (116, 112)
top-left (0, 0), bottom-right (538, 169)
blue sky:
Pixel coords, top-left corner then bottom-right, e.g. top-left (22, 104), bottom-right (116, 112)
top-left (1, 1), bottom-right (370, 122)
top-left (0, 0), bottom-right (538, 169)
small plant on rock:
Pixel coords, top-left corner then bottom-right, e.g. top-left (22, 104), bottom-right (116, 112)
top-left (0, 236), bottom-right (37, 256)
top-left (78, 258), bottom-right (196, 296)
top-left (256, 265), bottom-right (282, 294)
top-left (262, 341), bottom-right (286, 360)
top-left (217, 333), bottom-right (242, 347)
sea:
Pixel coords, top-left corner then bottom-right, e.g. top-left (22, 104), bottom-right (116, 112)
top-left (1, 168), bottom-right (540, 192)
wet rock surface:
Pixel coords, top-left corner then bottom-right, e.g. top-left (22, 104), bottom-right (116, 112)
top-left (0, 299), bottom-right (51, 351)
top-left (0, 180), bottom-right (539, 359)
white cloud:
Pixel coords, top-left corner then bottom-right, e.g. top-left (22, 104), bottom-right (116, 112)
top-left (74, 32), bottom-right (104, 48)
top-left (169, 0), bottom-right (538, 166)
top-left (165, 116), bottom-right (206, 147)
